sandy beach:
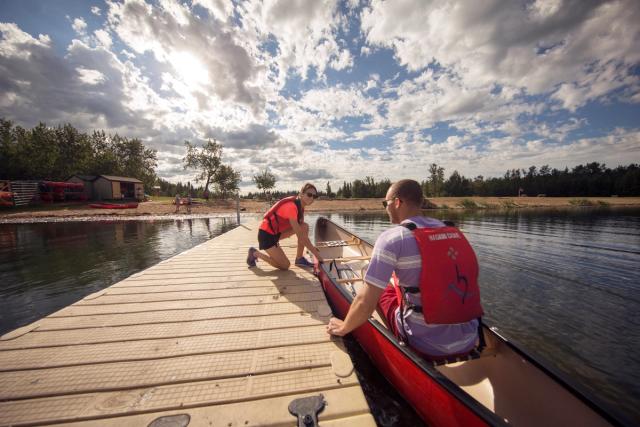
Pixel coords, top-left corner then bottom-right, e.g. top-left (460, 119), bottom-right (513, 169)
top-left (1, 196), bottom-right (638, 221)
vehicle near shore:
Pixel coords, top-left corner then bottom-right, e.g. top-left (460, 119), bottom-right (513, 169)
top-left (313, 217), bottom-right (627, 427)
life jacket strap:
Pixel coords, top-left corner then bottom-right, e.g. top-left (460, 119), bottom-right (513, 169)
top-left (476, 317), bottom-right (486, 352)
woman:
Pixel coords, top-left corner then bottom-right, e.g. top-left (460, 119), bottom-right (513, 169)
top-left (247, 183), bottom-right (323, 270)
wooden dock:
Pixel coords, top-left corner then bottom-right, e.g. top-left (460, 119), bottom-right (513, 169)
top-left (0, 221), bottom-right (375, 426)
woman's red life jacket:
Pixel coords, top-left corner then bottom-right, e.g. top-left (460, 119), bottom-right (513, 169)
top-left (393, 223), bottom-right (483, 324)
top-left (261, 196), bottom-right (304, 235)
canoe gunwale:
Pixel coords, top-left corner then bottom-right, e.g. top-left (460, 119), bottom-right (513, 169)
top-left (313, 216), bottom-right (630, 427)
top-left (316, 260), bottom-right (505, 426)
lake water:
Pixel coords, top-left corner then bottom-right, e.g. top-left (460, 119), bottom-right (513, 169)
top-left (0, 208), bottom-right (638, 425)
top-left (0, 217), bottom-right (238, 335)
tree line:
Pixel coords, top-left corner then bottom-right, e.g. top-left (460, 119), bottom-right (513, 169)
top-left (3, 120), bottom-right (637, 199)
top-left (0, 119), bottom-right (241, 198)
top-left (0, 119), bottom-right (158, 190)
top-left (332, 163), bottom-right (639, 198)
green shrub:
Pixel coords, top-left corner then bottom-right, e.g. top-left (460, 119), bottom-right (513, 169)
top-left (569, 199), bottom-right (594, 206)
top-left (459, 199), bottom-right (479, 209)
top-left (501, 200), bottom-right (519, 208)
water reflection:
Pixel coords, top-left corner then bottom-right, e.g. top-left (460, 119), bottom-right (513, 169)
top-left (0, 218), bottom-right (237, 335)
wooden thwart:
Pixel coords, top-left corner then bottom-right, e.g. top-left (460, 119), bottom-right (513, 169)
top-left (337, 278), bottom-right (365, 284)
top-left (326, 255), bottom-right (371, 263)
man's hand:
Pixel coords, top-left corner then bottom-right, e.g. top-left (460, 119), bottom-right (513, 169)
top-left (326, 317), bottom-right (347, 336)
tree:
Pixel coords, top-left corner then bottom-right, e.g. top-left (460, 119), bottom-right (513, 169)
top-left (428, 163), bottom-right (445, 196)
top-left (213, 164), bottom-right (240, 198)
top-left (0, 120), bottom-right (158, 185)
top-left (113, 135), bottom-right (157, 191)
top-left (444, 170), bottom-right (472, 196)
top-left (183, 139), bottom-right (222, 194)
top-left (326, 181), bottom-right (332, 198)
top-left (253, 169), bottom-right (276, 199)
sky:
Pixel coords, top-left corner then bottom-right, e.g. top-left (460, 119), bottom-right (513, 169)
top-left (1, 0), bottom-right (639, 192)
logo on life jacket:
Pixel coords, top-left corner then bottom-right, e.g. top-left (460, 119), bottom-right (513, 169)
top-left (394, 223), bottom-right (483, 324)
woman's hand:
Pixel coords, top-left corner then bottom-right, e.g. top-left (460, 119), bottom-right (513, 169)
top-left (326, 317), bottom-right (347, 336)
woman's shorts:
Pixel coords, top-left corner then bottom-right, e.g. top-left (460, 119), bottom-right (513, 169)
top-left (258, 229), bottom-right (281, 250)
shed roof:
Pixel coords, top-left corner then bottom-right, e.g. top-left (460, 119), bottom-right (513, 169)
top-left (68, 175), bottom-right (98, 182)
top-left (98, 175), bottom-right (143, 183)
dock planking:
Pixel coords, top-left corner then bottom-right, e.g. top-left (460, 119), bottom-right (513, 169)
top-left (0, 220), bottom-right (375, 426)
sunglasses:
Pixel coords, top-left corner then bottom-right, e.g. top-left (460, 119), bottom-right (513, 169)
top-left (382, 198), bottom-right (398, 208)
top-left (306, 192), bottom-right (319, 199)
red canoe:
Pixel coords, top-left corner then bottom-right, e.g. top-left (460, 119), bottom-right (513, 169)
top-left (313, 217), bottom-right (624, 427)
top-left (89, 202), bottom-right (139, 209)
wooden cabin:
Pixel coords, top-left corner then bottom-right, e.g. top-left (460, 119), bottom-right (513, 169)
top-left (91, 175), bottom-right (144, 201)
top-left (67, 175), bottom-right (97, 200)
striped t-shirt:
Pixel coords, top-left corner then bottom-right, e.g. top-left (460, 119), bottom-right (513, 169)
top-left (364, 216), bottom-right (478, 357)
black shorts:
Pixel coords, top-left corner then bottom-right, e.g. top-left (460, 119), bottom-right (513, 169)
top-left (258, 229), bottom-right (281, 250)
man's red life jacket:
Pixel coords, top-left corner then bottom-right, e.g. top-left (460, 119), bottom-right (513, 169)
top-left (260, 196), bottom-right (304, 235)
top-left (393, 223), bottom-right (483, 324)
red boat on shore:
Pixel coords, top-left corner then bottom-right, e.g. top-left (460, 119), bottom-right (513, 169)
top-left (88, 202), bottom-right (139, 209)
top-left (313, 217), bottom-right (626, 427)
top-left (0, 191), bottom-right (14, 207)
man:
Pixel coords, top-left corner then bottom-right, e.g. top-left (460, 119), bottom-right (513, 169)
top-left (326, 179), bottom-right (480, 359)
top-left (247, 183), bottom-right (324, 270)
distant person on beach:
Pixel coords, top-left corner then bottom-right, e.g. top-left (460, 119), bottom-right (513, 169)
top-left (326, 179), bottom-right (483, 360)
top-left (187, 193), bottom-right (192, 214)
top-left (247, 183), bottom-right (324, 270)
top-left (174, 194), bottom-right (180, 213)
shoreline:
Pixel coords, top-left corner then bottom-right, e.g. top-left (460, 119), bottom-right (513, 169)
top-left (1, 197), bottom-right (639, 223)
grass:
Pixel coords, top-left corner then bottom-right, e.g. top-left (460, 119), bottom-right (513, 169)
top-left (152, 196), bottom-right (175, 203)
top-left (500, 199), bottom-right (520, 209)
top-left (597, 200), bottom-right (610, 207)
top-left (459, 199), bottom-right (480, 209)
top-left (569, 199), bottom-right (594, 206)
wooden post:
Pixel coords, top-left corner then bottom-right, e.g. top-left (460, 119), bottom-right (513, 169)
top-left (236, 192), bottom-right (240, 224)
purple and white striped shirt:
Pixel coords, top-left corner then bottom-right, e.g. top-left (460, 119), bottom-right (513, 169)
top-left (364, 216), bottom-right (478, 356)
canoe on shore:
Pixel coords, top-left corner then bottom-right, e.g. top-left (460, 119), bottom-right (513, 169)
top-left (88, 202), bottom-right (139, 209)
top-left (313, 217), bottom-right (626, 427)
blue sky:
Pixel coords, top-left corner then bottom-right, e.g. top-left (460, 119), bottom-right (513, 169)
top-left (1, 0), bottom-right (639, 191)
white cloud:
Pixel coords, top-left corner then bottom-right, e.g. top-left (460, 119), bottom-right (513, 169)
top-left (241, 0), bottom-right (351, 81)
top-left (107, 0), bottom-right (268, 117)
top-left (72, 17), bottom-right (87, 35)
top-left (0, 23), bottom-right (51, 59)
top-left (93, 29), bottom-right (112, 49)
top-left (76, 67), bottom-right (105, 85)
top-left (192, 0), bottom-right (234, 21)
top-left (91, 6), bottom-right (102, 16)
top-left (361, 0), bottom-right (640, 111)
top-left (1, 0), bottom-right (638, 188)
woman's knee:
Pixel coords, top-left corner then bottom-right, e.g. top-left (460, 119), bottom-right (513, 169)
top-left (278, 261), bottom-right (291, 270)
top-left (274, 258), bottom-right (291, 270)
